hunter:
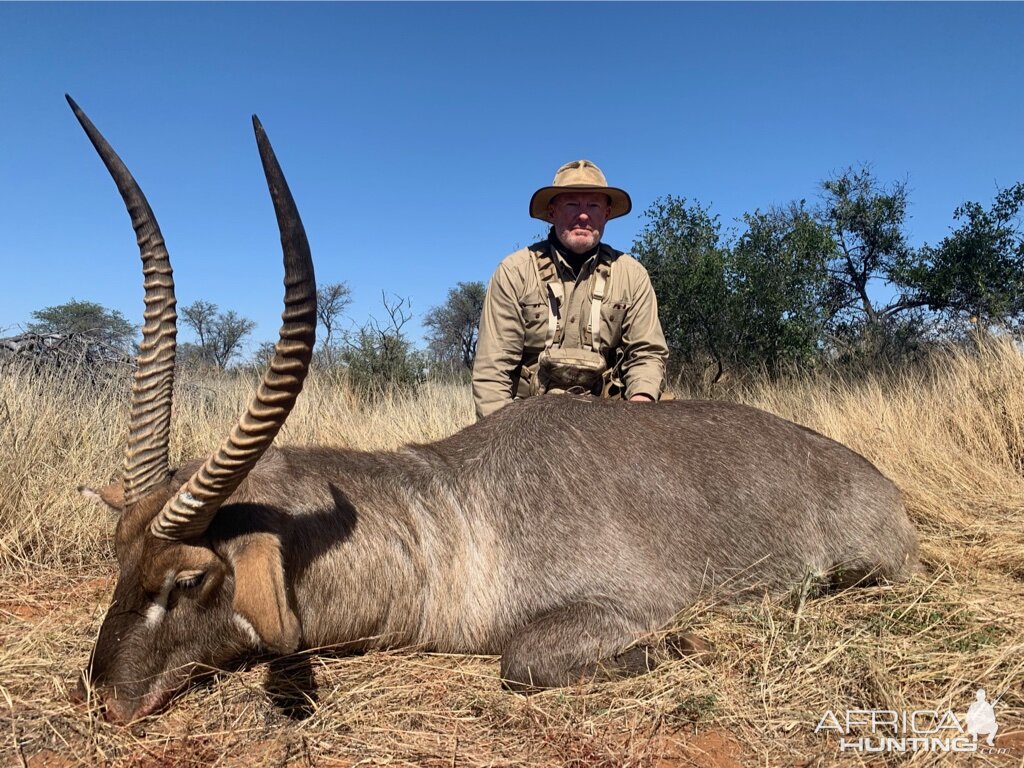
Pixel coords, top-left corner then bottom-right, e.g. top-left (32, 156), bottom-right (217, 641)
top-left (472, 159), bottom-right (668, 419)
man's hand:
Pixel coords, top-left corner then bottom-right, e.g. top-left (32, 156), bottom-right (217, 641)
top-left (629, 394), bottom-right (655, 403)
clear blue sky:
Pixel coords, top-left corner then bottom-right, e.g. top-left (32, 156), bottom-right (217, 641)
top-left (2, 3), bottom-right (1022, 350)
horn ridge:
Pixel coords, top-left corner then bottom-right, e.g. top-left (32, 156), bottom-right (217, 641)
top-left (66, 95), bottom-right (177, 506)
top-left (150, 117), bottom-right (316, 541)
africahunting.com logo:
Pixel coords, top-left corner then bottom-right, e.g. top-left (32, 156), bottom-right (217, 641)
top-left (815, 689), bottom-right (1009, 753)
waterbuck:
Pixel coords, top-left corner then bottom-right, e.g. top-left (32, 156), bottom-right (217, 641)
top-left (67, 96), bottom-right (919, 723)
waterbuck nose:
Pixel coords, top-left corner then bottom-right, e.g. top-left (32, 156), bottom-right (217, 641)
top-left (100, 697), bottom-right (136, 724)
top-left (69, 675), bottom-right (134, 723)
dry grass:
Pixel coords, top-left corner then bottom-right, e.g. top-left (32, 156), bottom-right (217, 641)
top-left (1, 341), bottom-right (1022, 767)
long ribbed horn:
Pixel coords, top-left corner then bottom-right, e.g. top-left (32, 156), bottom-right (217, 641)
top-left (66, 95), bottom-right (177, 507)
top-left (150, 116), bottom-right (316, 540)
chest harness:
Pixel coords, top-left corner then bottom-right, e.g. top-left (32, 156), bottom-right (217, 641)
top-left (532, 245), bottom-right (610, 353)
top-left (528, 245), bottom-right (616, 396)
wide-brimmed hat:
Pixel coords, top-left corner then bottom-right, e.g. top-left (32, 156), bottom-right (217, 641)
top-left (529, 159), bottom-right (632, 222)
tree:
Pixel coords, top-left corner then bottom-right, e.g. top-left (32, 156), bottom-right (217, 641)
top-left (900, 182), bottom-right (1024, 331)
top-left (27, 299), bottom-right (135, 350)
top-left (249, 340), bottom-right (278, 369)
top-left (180, 300), bottom-right (217, 353)
top-left (635, 197), bottom-right (837, 383)
top-left (423, 281), bottom-right (486, 372)
top-left (728, 205), bottom-right (833, 369)
top-left (316, 281), bottom-right (352, 363)
top-left (175, 341), bottom-right (207, 369)
top-left (633, 195), bottom-right (732, 382)
top-left (339, 293), bottom-right (424, 392)
top-left (208, 310), bottom-right (257, 369)
top-left (180, 300), bottom-right (256, 369)
top-left (817, 166), bottom-right (926, 353)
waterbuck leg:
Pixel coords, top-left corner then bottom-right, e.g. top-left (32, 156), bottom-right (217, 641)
top-left (499, 602), bottom-right (658, 692)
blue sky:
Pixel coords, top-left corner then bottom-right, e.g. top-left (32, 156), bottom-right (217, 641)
top-left (1, 2), bottom-right (1022, 351)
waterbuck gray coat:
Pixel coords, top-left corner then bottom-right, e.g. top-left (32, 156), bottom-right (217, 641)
top-left (67, 97), bottom-right (919, 723)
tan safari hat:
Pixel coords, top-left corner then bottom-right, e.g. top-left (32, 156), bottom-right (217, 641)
top-left (529, 159), bottom-right (632, 222)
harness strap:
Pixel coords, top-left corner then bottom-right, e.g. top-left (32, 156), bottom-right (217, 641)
top-left (531, 243), bottom-right (612, 353)
top-left (532, 246), bottom-right (562, 350)
top-left (589, 262), bottom-right (609, 354)
top-left (547, 281), bottom-right (564, 349)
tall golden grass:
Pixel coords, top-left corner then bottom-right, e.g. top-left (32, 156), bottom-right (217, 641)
top-left (0, 340), bottom-right (1021, 766)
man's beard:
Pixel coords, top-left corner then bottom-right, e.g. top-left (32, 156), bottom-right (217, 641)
top-left (560, 228), bottom-right (600, 252)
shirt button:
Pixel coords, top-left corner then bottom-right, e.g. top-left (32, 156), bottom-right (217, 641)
top-left (569, 316), bottom-right (576, 323)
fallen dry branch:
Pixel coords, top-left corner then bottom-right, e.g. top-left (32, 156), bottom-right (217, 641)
top-left (0, 332), bottom-right (133, 373)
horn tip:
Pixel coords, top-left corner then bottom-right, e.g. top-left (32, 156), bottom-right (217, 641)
top-left (65, 94), bottom-right (91, 133)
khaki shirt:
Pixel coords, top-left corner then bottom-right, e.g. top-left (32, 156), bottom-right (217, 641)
top-left (473, 239), bottom-right (668, 419)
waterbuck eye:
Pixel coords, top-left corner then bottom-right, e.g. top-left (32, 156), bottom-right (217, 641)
top-left (175, 571), bottom-right (205, 590)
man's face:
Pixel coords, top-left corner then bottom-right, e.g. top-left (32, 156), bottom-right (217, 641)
top-left (549, 192), bottom-right (611, 254)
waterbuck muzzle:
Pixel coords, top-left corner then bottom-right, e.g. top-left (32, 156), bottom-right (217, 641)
top-left (68, 95), bottom-right (316, 722)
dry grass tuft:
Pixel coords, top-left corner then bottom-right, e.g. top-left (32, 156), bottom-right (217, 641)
top-left (2, 341), bottom-right (1022, 766)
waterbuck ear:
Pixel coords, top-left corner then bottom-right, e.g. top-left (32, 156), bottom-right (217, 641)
top-left (225, 532), bottom-right (300, 654)
top-left (79, 482), bottom-right (125, 513)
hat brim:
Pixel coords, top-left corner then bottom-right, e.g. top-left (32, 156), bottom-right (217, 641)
top-left (529, 185), bottom-right (632, 222)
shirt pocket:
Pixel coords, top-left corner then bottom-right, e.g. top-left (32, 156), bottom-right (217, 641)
top-left (599, 301), bottom-right (630, 350)
top-left (519, 301), bottom-right (548, 351)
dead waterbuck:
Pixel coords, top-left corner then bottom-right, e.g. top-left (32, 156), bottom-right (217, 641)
top-left (67, 96), bottom-right (919, 723)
